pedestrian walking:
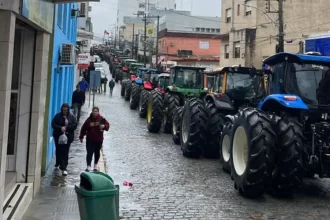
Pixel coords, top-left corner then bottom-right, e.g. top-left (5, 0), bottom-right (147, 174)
top-left (51, 103), bottom-right (78, 176)
top-left (109, 78), bottom-right (115, 96)
top-left (79, 107), bottom-right (110, 172)
top-left (78, 77), bottom-right (88, 92)
top-left (71, 85), bottom-right (85, 122)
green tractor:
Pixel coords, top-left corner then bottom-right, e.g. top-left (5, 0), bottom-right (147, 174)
top-left (146, 66), bottom-right (207, 137)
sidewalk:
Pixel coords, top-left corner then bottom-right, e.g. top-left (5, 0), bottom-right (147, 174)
top-left (22, 108), bottom-right (107, 220)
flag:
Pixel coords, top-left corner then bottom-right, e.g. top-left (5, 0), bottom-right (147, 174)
top-left (104, 30), bottom-right (109, 35)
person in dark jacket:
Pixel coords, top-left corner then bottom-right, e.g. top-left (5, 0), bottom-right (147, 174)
top-left (72, 85), bottom-right (85, 122)
top-left (51, 103), bottom-right (78, 176)
top-left (109, 78), bottom-right (115, 96)
top-left (79, 107), bottom-right (110, 171)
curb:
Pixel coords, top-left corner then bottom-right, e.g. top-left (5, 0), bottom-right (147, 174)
top-left (99, 148), bottom-right (107, 173)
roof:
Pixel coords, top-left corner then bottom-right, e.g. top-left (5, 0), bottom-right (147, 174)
top-left (170, 65), bottom-right (206, 70)
top-left (130, 63), bottom-right (144, 65)
top-left (124, 59), bottom-right (137, 62)
top-left (159, 73), bottom-right (170, 78)
top-left (263, 52), bottom-right (330, 65)
top-left (207, 66), bottom-right (258, 75)
top-left (138, 68), bottom-right (158, 72)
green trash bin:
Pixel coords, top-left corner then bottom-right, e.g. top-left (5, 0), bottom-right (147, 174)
top-left (75, 171), bottom-right (118, 220)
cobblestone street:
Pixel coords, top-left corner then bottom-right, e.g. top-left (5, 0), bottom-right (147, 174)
top-left (97, 63), bottom-right (330, 220)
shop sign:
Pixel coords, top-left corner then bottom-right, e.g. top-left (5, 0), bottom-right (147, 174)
top-left (21, 0), bottom-right (54, 33)
top-left (78, 53), bottom-right (90, 69)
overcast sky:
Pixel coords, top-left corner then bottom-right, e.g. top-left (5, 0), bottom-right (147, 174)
top-left (90, 0), bottom-right (221, 40)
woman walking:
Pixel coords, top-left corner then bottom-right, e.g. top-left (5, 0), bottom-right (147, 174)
top-left (51, 103), bottom-right (78, 176)
top-left (79, 107), bottom-right (110, 171)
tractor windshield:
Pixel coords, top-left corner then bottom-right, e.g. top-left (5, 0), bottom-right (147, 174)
top-left (142, 71), bottom-right (159, 83)
top-left (174, 69), bottom-right (203, 88)
top-left (159, 77), bottom-right (170, 89)
top-left (285, 63), bottom-right (329, 104)
top-left (226, 72), bottom-right (259, 98)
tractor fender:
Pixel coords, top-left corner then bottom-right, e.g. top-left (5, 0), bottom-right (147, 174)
top-left (205, 94), bottom-right (235, 112)
top-left (224, 115), bottom-right (237, 125)
top-left (130, 75), bottom-right (137, 81)
top-left (143, 81), bottom-right (153, 90)
top-left (258, 94), bottom-right (309, 111)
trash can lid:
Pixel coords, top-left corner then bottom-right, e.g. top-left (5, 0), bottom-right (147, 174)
top-left (80, 172), bottom-right (117, 191)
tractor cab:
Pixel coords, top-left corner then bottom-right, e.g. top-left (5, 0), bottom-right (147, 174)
top-left (136, 68), bottom-right (159, 87)
top-left (122, 59), bottom-right (137, 72)
top-left (205, 66), bottom-right (267, 112)
top-left (168, 66), bottom-right (206, 98)
top-left (128, 63), bottom-right (144, 81)
top-left (157, 73), bottom-right (170, 92)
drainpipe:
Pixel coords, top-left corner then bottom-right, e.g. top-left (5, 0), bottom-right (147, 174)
top-left (231, 0), bottom-right (235, 31)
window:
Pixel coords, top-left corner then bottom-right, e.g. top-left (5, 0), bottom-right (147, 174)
top-left (245, 0), bottom-right (252, 16)
top-left (177, 50), bottom-right (193, 57)
top-left (201, 28), bottom-right (205, 32)
top-left (80, 3), bottom-right (86, 16)
top-left (57, 4), bottom-right (63, 27)
top-left (63, 4), bottom-right (67, 33)
top-left (224, 45), bottom-right (229, 59)
top-left (216, 29), bottom-right (220, 33)
top-left (199, 41), bottom-right (210, 49)
top-left (226, 8), bottom-right (232, 23)
top-left (206, 28), bottom-right (210, 32)
top-left (196, 27), bottom-right (200, 32)
top-left (237, 4), bottom-right (240, 16)
top-left (233, 42), bottom-right (240, 58)
top-left (139, 3), bottom-right (145, 8)
top-left (211, 28), bottom-right (215, 32)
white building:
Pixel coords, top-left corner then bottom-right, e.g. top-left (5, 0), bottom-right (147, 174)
top-left (117, 0), bottom-right (176, 27)
top-left (77, 2), bottom-right (94, 53)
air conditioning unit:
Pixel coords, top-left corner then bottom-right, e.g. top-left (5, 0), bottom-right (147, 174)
top-left (60, 44), bottom-right (75, 65)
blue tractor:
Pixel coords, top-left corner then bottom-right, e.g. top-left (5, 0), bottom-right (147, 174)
top-left (229, 52), bottom-right (330, 198)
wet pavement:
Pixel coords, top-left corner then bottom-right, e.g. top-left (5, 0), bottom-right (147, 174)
top-left (24, 62), bottom-right (330, 220)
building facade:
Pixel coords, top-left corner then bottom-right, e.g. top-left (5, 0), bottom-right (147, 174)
top-left (77, 2), bottom-right (94, 54)
top-left (42, 3), bottom-right (78, 175)
top-left (220, 0), bottom-right (330, 67)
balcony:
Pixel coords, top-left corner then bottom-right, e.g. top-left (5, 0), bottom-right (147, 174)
top-left (53, 0), bottom-right (99, 2)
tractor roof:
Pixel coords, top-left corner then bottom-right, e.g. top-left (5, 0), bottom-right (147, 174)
top-left (170, 65), bottom-right (206, 71)
top-left (131, 63), bottom-right (144, 66)
top-left (208, 66), bottom-right (257, 75)
top-left (159, 73), bottom-right (170, 78)
top-left (124, 59), bottom-right (137, 62)
top-left (263, 52), bottom-right (330, 66)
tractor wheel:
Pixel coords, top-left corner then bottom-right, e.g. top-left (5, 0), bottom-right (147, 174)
top-left (163, 93), bottom-right (180, 133)
top-left (270, 116), bottom-right (305, 197)
top-left (130, 83), bottom-right (140, 110)
top-left (172, 106), bottom-right (183, 145)
top-left (121, 80), bottom-right (126, 97)
top-left (180, 99), bottom-right (208, 158)
top-left (124, 81), bottom-right (132, 101)
top-left (203, 101), bottom-right (226, 159)
top-left (219, 122), bottom-right (233, 173)
top-left (147, 90), bottom-right (164, 133)
top-left (231, 108), bottom-right (276, 198)
top-left (139, 89), bottom-right (150, 118)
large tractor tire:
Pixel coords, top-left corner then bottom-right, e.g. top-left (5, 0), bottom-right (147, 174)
top-left (172, 106), bottom-right (183, 145)
top-left (230, 108), bottom-right (276, 198)
top-left (180, 99), bottom-right (208, 158)
top-left (124, 81), bottom-right (132, 101)
top-left (163, 93), bottom-right (180, 133)
top-left (139, 89), bottom-right (150, 118)
top-left (130, 83), bottom-right (140, 110)
top-left (204, 101), bottom-right (226, 159)
top-left (271, 115), bottom-right (305, 197)
top-left (121, 80), bottom-right (126, 97)
top-left (147, 90), bottom-right (164, 133)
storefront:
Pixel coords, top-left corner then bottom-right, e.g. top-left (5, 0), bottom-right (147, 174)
top-left (0, 1), bottom-right (53, 219)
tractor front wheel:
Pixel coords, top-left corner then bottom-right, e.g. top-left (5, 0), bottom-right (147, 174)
top-left (231, 108), bottom-right (276, 198)
top-left (219, 123), bottom-right (233, 173)
top-left (204, 101), bottom-right (226, 158)
top-left (124, 81), bottom-right (132, 101)
top-left (147, 90), bottom-right (164, 133)
top-left (180, 99), bottom-right (208, 158)
top-left (139, 89), bottom-right (150, 118)
top-left (163, 93), bottom-right (180, 133)
top-left (130, 83), bottom-right (140, 109)
top-left (172, 106), bottom-right (183, 145)
top-left (121, 80), bottom-right (126, 97)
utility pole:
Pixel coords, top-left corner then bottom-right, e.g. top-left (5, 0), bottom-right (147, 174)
top-left (132, 23), bottom-right (135, 59)
top-left (143, 13), bottom-right (147, 67)
top-left (114, 26), bottom-right (117, 49)
top-left (278, 0), bottom-right (284, 52)
top-left (155, 16), bottom-right (160, 67)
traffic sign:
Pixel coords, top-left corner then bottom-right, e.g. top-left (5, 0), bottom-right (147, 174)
top-left (90, 70), bottom-right (101, 88)
top-left (147, 27), bottom-right (154, 36)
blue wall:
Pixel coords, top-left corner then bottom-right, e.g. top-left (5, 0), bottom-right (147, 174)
top-left (46, 3), bottom-right (78, 169)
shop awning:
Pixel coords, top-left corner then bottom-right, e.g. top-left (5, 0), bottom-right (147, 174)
top-left (53, 0), bottom-right (100, 2)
